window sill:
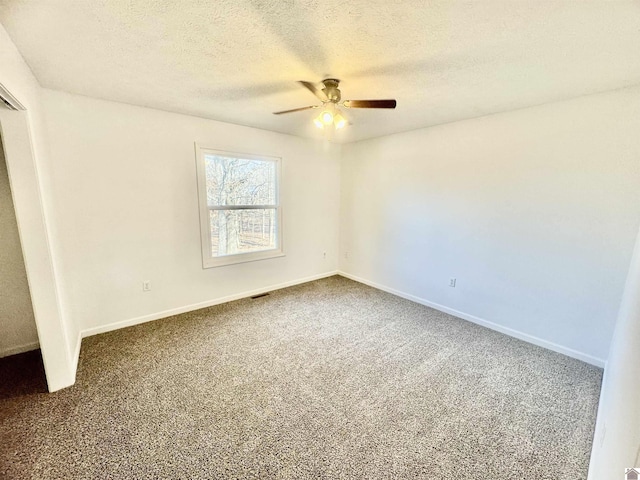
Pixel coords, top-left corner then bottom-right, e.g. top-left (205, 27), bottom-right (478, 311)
top-left (202, 249), bottom-right (285, 268)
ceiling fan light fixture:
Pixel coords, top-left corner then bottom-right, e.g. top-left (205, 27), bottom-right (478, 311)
top-left (275, 79), bottom-right (397, 132)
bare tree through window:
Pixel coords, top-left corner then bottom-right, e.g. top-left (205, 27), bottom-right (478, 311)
top-left (204, 153), bottom-right (278, 257)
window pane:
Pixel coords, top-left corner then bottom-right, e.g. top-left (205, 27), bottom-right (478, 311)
top-left (205, 154), bottom-right (276, 206)
top-left (209, 209), bottom-right (277, 257)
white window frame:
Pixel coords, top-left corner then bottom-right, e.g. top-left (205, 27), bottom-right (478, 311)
top-left (195, 145), bottom-right (284, 268)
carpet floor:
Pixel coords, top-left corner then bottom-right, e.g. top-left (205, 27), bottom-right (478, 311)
top-left (0, 276), bottom-right (602, 479)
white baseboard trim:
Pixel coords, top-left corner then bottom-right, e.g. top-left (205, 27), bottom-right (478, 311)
top-left (0, 340), bottom-right (40, 358)
top-left (46, 332), bottom-right (82, 392)
top-left (338, 271), bottom-right (606, 368)
top-left (71, 332), bottom-right (82, 375)
top-left (81, 270), bottom-right (340, 339)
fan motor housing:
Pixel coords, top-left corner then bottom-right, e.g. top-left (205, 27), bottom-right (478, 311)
top-left (322, 78), bottom-right (341, 103)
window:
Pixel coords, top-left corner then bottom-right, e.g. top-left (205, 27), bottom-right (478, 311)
top-left (195, 147), bottom-right (283, 268)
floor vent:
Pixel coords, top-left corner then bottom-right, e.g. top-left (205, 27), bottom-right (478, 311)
top-left (251, 293), bottom-right (270, 299)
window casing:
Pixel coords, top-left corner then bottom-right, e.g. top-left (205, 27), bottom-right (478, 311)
top-left (195, 146), bottom-right (283, 268)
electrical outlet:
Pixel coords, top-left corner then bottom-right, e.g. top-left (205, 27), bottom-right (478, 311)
top-left (323, 251), bottom-right (327, 259)
top-left (449, 278), bottom-right (457, 287)
top-left (344, 251), bottom-right (350, 260)
top-left (143, 280), bottom-right (151, 292)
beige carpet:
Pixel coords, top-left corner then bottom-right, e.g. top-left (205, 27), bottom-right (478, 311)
top-left (0, 275), bottom-right (602, 479)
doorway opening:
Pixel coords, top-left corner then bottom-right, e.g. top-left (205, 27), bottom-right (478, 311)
top-left (0, 131), bottom-right (47, 396)
top-left (0, 94), bottom-right (77, 392)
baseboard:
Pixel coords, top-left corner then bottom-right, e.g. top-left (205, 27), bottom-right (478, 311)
top-left (81, 270), bottom-right (340, 339)
top-left (71, 331), bottom-right (82, 376)
top-left (45, 332), bottom-right (83, 392)
top-left (586, 357), bottom-right (609, 477)
top-left (0, 341), bottom-right (40, 359)
top-left (338, 271), bottom-right (606, 368)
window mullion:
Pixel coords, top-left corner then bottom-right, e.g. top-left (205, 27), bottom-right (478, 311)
top-left (208, 205), bottom-right (277, 210)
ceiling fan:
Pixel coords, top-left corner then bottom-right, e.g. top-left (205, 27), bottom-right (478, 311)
top-left (273, 78), bottom-right (396, 129)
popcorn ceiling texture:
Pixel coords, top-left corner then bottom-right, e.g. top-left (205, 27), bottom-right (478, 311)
top-left (1, 1), bottom-right (640, 142)
top-left (0, 276), bottom-right (601, 479)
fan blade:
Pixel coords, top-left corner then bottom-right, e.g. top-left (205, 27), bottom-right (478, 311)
top-left (273, 105), bottom-right (318, 115)
top-left (299, 81), bottom-right (328, 102)
top-left (343, 99), bottom-right (397, 109)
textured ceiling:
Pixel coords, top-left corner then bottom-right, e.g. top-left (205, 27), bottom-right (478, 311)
top-left (1, 0), bottom-right (640, 143)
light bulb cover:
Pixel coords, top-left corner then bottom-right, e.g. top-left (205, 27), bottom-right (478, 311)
top-left (334, 113), bottom-right (346, 129)
top-left (321, 111), bottom-right (334, 125)
top-left (314, 115), bottom-right (324, 129)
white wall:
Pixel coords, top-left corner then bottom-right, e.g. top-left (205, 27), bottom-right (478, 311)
top-left (0, 134), bottom-right (38, 357)
top-left (0, 24), bottom-right (77, 391)
top-left (588, 223), bottom-right (640, 478)
top-left (340, 86), bottom-right (640, 364)
top-left (40, 90), bottom-right (341, 335)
